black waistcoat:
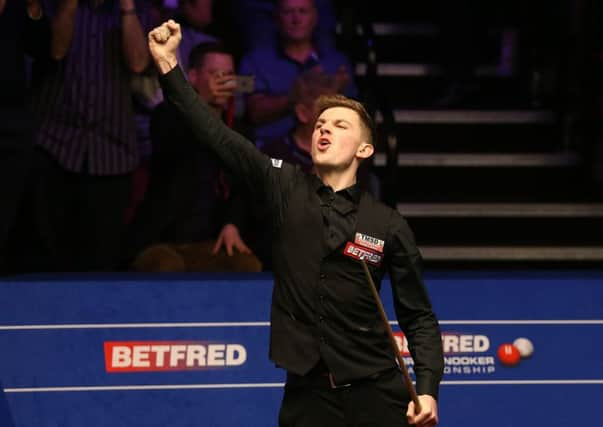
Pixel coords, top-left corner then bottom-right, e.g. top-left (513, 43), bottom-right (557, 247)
top-left (269, 174), bottom-right (397, 384)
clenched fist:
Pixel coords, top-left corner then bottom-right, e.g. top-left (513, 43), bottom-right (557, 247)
top-left (148, 20), bottom-right (182, 74)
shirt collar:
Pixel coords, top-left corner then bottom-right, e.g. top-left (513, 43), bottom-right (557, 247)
top-left (277, 43), bottom-right (321, 68)
top-left (342, 184), bottom-right (362, 204)
top-left (313, 176), bottom-right (362, 213)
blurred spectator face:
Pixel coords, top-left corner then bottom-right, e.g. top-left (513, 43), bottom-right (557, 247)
top-left (296, 87), bottom-right (336, 129)
top-left (292, 69), bottom-right (337, 127)
top-left (276, 0), bottom-right (317, 44)
top-left (182, 0), bottom-right (213, 30)
top-left (188, 52), bottom-right (235, 109)
top-left (149, 0), bottom-right (170, 26)
top-left (295, 99), bottom-right (319, 128)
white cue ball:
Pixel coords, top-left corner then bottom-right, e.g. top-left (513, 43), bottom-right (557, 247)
top-left (513, 337), bottom-right (534, 358)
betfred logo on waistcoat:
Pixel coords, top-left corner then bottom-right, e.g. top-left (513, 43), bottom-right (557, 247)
top-left (104, 341), bottom-right (247, 373)
top-left (354, 233), bottom-right (384, 253)
top-left (343, 242), bottom-right (383, 266)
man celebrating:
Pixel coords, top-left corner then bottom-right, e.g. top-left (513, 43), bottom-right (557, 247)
top-left (149, 20), bottom-right (444, 427)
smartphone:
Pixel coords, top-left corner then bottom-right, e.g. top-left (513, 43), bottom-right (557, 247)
top-left (234, 75), bottom-right (255, 94)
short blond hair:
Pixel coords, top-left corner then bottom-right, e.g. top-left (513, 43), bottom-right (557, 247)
top-left (315, 95), bottom-right (376, 146)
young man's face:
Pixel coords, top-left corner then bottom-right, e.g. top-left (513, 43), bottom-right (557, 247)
top-left (189, 52), bottom-right (235, 108)
top-left (276, 0), bottom-right (317, 43)
top-left (311, 106), bottom-right (373, 172)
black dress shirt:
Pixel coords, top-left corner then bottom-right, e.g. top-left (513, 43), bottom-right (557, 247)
top-left (159, 66), bottom-right (444, 399)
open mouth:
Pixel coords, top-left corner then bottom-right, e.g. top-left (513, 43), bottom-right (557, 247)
top-left (317, 138), bottom-right (331, 151)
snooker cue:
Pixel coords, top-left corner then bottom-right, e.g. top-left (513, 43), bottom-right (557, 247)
top-left (360, 260), bottom-right (422, 414)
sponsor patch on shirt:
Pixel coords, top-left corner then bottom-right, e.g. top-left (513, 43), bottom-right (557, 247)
top-left (271, 158), bottom-right (283, 168)
top-left (343, 242), bottom-right (383, 267)
top-left (354, 233), bottom-right (384, 253)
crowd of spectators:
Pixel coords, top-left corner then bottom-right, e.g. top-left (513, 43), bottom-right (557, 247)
top-left (1, 0), bottom-right (590, 274)
top-left (0, 0), bottom-right (362, 274)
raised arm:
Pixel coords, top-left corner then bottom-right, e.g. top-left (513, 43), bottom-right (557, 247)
top-left (119, 0), bottom-right (150, 73)
top-left (49, 0), bottom-right (77, 60)
top-left (148, 21), bottom-right (297, 215)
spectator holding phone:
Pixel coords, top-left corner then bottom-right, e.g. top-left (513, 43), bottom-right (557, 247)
top-left (239, 0), bottom-right (357, 146)
top-left (126, 42), bottom-right (261, 272)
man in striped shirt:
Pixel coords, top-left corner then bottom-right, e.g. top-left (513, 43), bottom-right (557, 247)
top-left (29, 0), bottom-right (150, 271)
